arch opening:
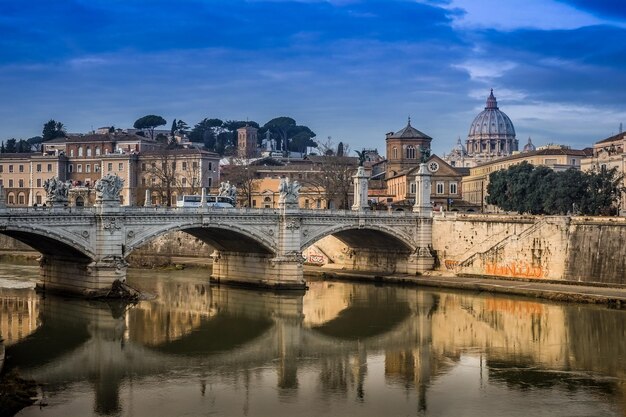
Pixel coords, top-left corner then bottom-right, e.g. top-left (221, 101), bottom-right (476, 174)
top-left (0, 230), bottom-right (92, 260)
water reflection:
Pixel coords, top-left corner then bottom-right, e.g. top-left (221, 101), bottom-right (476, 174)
top-left (0, 266), bottom-right (624, 417)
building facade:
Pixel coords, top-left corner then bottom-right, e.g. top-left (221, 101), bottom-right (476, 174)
top-left (0, 132), bottom-right (220, 207)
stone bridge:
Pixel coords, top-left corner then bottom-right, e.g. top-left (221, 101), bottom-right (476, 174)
top-left (0, 203), bottom-right (434, 295)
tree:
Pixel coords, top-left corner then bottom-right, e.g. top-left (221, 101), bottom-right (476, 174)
top-left (144, 148), bottom-right (179, 206)
top-left (580, 166), bottom-right (624, 215)
top-left (133, 115), bottom-right (167, 140)
top-left (16, 139), bottom-right (32, 153)
top-left (486, 162), bottom-right (624, 215)
top-left (42, 119), bottom-right (66, 142)
top-left (4, 138), bottom-right (16, 153)
top-left (189, 118), bottom-right (224, 149)
top-left (225, 159), bottom-right (259, 207)
top-left (27, 136), bottom-right (43, 152)
top-left (304, 138), bottom-right (357, 209)
top-left (261, 117), bottom-right (316, 153)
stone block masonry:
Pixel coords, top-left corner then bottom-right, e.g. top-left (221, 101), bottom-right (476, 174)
top-left (432, 214), bottom-right (626, 285)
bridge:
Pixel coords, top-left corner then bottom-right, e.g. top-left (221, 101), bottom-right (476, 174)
top-left (0, 166), bottom-right (435, 295)
top-left (0, 205), bottom-right (433, 295)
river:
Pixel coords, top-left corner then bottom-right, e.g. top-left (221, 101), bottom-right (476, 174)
top-left (1, 263), bottom-right (625, 417)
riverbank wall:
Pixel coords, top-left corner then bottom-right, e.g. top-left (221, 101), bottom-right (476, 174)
top-left (431, 214), bottom-right (626, 285)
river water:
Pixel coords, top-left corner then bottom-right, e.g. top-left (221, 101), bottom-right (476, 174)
top-left (1, 263), bottom-right (625, 417)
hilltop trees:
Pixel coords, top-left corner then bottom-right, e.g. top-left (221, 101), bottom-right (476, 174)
top-left (133, 115), bottom-right (167, 140)
top-left (486, 162), bottom-right (624, 215)
top-left (42, 119), bottom-right (66, 142)
top-left (260, 117), bottom-right (316, 153)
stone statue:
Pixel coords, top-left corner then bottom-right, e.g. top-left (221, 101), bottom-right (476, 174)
top-left (419, 145), bottom-right (431, 163)
top-left (95, 174), bottom-right (124, 201)
top-left (43, 177), bottom-right (70, 203)
top-left (355, 150), bottom-right (366, 167)
top-left (218, 181), bottom-right (237, 201)
top-left (279, 177), bottom-right (301, 204)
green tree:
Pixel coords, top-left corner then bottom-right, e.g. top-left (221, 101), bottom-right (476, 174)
top-left (42, 120), bottom-right (66, 141)
top-left (189, 118), bottom-right (224, 150)
top-left (261, 117), bottom-right (316, 153)
top-left (580, 167), bottom-right (624, 215)
top-left (4, 138), bottom-right (17, 153)
top-left (133, 115), bottom-right (167, 140)
top-left (16, 139), bottom-right (32, 153)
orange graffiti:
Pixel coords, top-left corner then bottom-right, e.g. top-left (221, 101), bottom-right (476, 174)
top-left (484, 262), bottom-right (545, 278)
top-left (445, 260), bottom-right (459, 270)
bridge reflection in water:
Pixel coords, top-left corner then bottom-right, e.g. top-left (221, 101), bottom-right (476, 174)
top-left (2, 267), bottom-right (625, 417)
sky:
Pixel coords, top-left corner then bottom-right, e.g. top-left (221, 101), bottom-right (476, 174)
top-left (1, 0), bottom-right (625, 155)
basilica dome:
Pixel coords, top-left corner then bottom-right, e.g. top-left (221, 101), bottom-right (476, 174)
top-left (466, 89), bottom-right (517, 156)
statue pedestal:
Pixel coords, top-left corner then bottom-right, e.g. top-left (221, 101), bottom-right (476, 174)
top-left (95, 198), bottom-right (122, 213)
top-left (351, 166), bottom-right (369, 211)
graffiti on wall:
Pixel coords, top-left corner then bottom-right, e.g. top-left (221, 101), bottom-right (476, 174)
top-left (484, 261), bottom-right (546, 278)
top-left (444, 259), bottom-right (548, 279)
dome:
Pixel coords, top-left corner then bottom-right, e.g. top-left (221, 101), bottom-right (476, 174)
top-left (450, 137), bottom-right (467, 156)
top-left (523, 137), bottom-right (536, 152)
top-left (465, 89), bottom-right (518, 157)
top-left (468, 90), bottom-right (516, 138)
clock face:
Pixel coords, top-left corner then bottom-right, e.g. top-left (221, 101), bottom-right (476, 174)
top-left (428, 161), bottom-right (439, 172)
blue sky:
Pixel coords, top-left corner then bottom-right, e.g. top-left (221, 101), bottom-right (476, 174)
top-left (1, 0), bottom-right (625, 155)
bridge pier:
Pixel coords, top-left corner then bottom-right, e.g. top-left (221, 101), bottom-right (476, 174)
top-left (38, 255), bottom-right (127, 295)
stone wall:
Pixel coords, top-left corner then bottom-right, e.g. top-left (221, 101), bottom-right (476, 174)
top-left (432, 214), bottom-right (626, 285)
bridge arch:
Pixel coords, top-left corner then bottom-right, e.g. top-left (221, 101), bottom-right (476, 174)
top-left (300, 223), bottom-right (415, 253)
top-left (0, 224), bottom-right (94, 260)
top-left (124, 221), bottom-right (276, 258)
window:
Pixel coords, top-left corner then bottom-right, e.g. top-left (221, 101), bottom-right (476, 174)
top-left (77, 164), bottom-right (82, 173)
top-left (406, 146), bottom-right (416, 159)
top-left (36, 178), bottom-right (41, 187)
top-left (108, 163), bottom-right (113, 171)
top-left (436, 182), bottom-right (444, 194)
top-left (392, 147), bottom-right (398, 159)
top-left (47, 164), bottom-right (52, 172)
top-left (70, 149), bottom-right (74, 157)
top-left (208, 177), bottom-right (212, 187)
top-left (95, 147), bottom-right (101, 156)
top-left (192, 162), bottom-right (198, 170)
top-left (8, 179), bottom-right (13, 187)
top-left (8, 193), bottom-right (14, 204)
top-left (450, 182), bottom-right (458, 195)
top-left (18, 193), bottom-right (25, 205)
top-left (172, 162), bottom-right (176, 170)
top-left (0, 165), bottom-right (2, 173)
top-left (36, 164), bottom-right (41, 172)
top-left (208, 162), bottom-right (212, 171)
top-left (410, 182), bottom-right (416, 194)
top-left (8, 165), bottom-right (13, 173)
top-left (142, 163), bottom-right (146, 171)
top-left (36, 194), bottom-right (42, 205)
top-left (86, 147), bottom-right (92, 157)
top-left (182, 177), bottom-right (187, 186)
top-left (78, 146), bottom-right (83, 157)
top-left (142, 178), bottom-right (146, 186)
top-left (86, 164), bottom-right (91, 173)
top-left (68, 164), bottom-right (73, 173)
top-left (18, 179), bottom-right (24, 188)
top-left (118, 162), bottom-right (123, 171)
top-left (182, 161), bottom-right (187, 170)
top-left (571, 158), bottom-right (577, 165)
top-left (94, 164), bottom-right (100, 172)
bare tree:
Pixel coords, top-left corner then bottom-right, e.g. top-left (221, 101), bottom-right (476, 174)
top-left (305, 138), bottom-right (357, 209)
top-left (144, 148), bottom-right (180, 206)
top-left (223, 158), bottom-right (259, 207)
